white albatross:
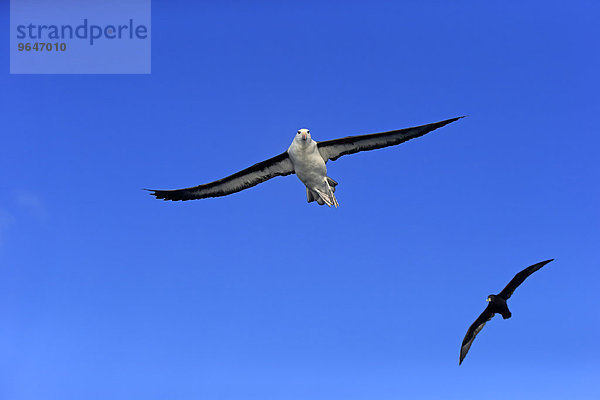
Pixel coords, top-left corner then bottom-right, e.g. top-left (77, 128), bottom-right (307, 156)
top-left (147, 116), bottom-right (464, 207)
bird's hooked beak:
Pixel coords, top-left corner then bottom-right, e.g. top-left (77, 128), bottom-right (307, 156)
top-left (486, 297), bottom-right (491, 302)
top-left (302, 132), bottom-right (307, 141)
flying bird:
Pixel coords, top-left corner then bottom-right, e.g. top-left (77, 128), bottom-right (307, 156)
top-left (459, 259), bottom-right (554, 365)
top-left (147, 116), bottom-right (464, 207)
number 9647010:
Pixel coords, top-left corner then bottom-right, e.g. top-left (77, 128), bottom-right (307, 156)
top-left (18, 42), bottom-right (66, 51)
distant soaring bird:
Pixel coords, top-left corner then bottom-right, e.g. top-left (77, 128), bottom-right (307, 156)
top-left (459, 259), bottom-right (554, 365)
top-left (147, 116), bottom-right (464, 207)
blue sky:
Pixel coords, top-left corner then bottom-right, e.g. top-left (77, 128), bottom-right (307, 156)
top-left (1, 1), bottom-right (599, 399)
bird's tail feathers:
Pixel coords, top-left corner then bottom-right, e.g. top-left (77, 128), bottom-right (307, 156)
top-left (307, 188), bottom-right (328, 205)
top-left (331, 192), bottom-right (339, 208)
top-left (327, 179), bottom-right (339, 208)
top-left (315, 179), bottom-right (339, 208)
top-left (317, 191), bottom-right (338, 208)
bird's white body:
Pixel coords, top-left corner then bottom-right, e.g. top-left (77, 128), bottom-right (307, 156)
top-left (287, 130), bottom-right (338, 207)
top-left (287, 137), bottom-right (326, 187)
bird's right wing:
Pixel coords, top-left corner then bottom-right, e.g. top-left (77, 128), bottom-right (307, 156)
top-left (498, 259), bottom-right (554, 300)
top-left (460, 305), bottom-right (495, 365)
top-left (317, 116), bottom-right (464, 162)
top-left (147, 151), bottom-right (295, 201)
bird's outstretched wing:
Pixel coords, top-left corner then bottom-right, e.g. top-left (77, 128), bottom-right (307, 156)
top-left (460, 304), bottom-right (495, 365)
top-left (317, 116), bottom-right (464, 162)
top-left (498, 259), bottom-right (554, 300)
top-left (147, 152), bottom-right (294, 201)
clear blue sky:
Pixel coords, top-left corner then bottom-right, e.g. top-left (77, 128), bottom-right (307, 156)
top-left (1, 1), bottom-right (599, 399)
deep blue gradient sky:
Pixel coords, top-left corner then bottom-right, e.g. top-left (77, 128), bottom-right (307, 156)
top-left (2, 1), bottom-right (599, 399)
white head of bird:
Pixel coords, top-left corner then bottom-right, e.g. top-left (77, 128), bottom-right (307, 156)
top-left (295, 128), bottom-right (311, 145)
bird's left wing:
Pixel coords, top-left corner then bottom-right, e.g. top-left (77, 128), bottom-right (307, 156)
top-left (317, 116), bottom-right (464, 162)
top-left (147, 151), bottom-right (294, 201)
top-left (460, 305), bottom-right (495, 365)
top-left (498, 259), bottom-right (554, 300)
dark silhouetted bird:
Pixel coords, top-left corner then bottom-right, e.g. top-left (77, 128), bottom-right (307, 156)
top-left (459, 259), bottom-right (554, 365)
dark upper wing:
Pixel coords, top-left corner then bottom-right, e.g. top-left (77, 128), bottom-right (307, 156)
top-left (460, 304), bottom-right (496, 365)
top-left (316, 116), bottom-right (464, 162)
top-left (498, 259), bottom-right (554, 300)
top-left (147, 151), bottom-right (294, 201)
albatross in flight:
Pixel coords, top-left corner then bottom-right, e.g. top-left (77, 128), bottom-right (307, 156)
top-left (459, 259), bottom-right (554, 365)
top-left (147, 116), bottom-right (464, 206)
